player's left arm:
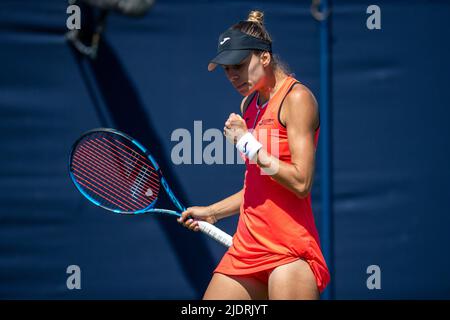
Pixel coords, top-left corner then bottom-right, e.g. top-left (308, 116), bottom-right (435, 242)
top-left (256, 86), bottom-right (319, 198)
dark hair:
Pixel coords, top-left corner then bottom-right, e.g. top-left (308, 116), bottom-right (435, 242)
top-left (231, 10), bottom-right (291, 75)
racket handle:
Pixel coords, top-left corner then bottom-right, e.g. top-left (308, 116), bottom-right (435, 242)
top-left (197, 221), bottom-right (233, 247)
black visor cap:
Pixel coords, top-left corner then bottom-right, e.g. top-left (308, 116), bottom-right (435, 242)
top-left (208, 28), bottom-right (272, 71)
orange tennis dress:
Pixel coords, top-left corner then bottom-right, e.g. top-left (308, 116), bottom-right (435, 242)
top-left (214, 76), bottom-right (330, 293)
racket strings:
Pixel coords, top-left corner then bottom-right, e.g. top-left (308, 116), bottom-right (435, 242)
top-left (71, 134), bottom-right (161, 211)
top-left (71, 167), bottom-right (138, 211)
top-left (72, 152), bottom-right (155, 211)
top-left (73, 146), bottom-right (155, 210)
top-left (83, 138), bottom-right (160, 191)
top-left (95, 137), bottom-right (160, 185)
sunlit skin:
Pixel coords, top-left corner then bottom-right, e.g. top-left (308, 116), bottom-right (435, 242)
top-left (178, 51), bottom-right (321, 299)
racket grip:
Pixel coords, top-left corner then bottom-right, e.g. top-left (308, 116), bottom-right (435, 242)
top-left (197, 221), bottom-right (233, 247)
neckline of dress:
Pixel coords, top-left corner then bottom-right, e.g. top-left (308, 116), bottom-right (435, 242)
top-left (255, 92), bottom-right (269, 110)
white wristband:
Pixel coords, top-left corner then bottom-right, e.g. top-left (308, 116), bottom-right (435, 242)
top-left (236, 132), bottom-right (262, 161)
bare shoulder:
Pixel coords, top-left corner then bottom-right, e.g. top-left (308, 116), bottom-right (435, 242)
top-left (282, 84), bottom-right (319, 128)
top-left (284, 84), bottom-right (318, 112)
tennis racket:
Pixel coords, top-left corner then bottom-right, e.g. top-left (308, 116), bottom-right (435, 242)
top-left (69, 128), bottom-right (233, 247)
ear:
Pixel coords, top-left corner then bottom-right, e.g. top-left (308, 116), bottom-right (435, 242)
top-left (260, 52), bottom-right (272, 68)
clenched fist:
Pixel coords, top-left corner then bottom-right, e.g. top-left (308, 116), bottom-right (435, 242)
top-left (223, 113), bottom-right (248, 144)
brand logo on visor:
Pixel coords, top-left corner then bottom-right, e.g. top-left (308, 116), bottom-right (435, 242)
top-left (220, 37), bottom-right (230, 45)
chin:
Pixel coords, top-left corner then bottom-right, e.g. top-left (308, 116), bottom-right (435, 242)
top-left (235, 87), bottom-right (248, 96)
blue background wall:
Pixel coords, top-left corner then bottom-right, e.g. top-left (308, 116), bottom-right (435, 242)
top-left (1, 0), bottom-right (449, 299)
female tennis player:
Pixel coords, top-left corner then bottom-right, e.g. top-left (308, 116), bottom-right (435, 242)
top-left (178, 10), bottom-right (329, 300)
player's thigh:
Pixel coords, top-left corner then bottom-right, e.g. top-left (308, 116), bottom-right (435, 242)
top-left (268, 259), bottom-right (319, 300)
top-left (203, 273), bottom-right (268, 300)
